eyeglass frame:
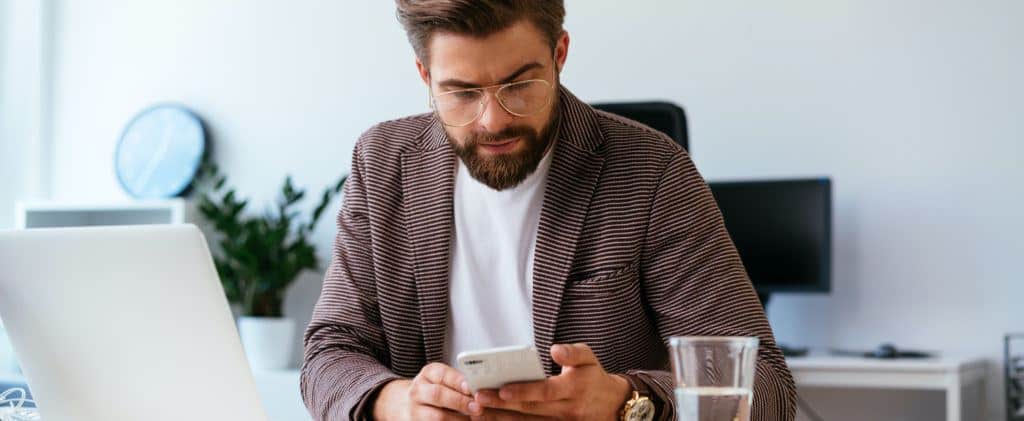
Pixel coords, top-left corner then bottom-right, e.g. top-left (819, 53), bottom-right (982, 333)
top-left (427, 66), bottom-right (558, 127)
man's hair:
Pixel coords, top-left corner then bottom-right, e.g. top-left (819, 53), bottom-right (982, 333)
top-left (395, 0), bottom-right (565, 66)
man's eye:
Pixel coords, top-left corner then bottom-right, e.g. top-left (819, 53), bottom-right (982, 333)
top-left (453, 91), bottom-right (479, 100)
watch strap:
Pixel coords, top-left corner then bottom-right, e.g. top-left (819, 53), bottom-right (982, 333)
top-left (620, 373), bottom-right (652, 397)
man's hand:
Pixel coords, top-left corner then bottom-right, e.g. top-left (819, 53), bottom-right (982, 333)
top-left (472, 343), bottom-right (633, 421)
top-left (372, 362), bottom-right (484, 421)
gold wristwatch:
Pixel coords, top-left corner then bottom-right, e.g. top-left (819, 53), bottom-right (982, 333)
top-left (620, 375), bottom-right (656, 421)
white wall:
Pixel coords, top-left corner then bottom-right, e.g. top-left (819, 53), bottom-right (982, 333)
top-left (47, 0), bottom-right (422, 367)
top-left (0, 0), bottom-right (49, 229)
top-left (45, 1), bottom-right (1023, 419)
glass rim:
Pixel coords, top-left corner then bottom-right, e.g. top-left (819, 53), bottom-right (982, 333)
top-left (429, 78), bottom-right (554, 127)
top-left (669, 336), bottom-right (759, 347)
top-left (433, 78), bottom-right (551, 100)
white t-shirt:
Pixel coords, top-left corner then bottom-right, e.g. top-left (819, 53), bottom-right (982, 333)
top-left (443, 146), bottom-right (555, 367)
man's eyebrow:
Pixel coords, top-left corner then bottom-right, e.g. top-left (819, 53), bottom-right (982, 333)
top-left (436, 62), bottom-right (544, 90)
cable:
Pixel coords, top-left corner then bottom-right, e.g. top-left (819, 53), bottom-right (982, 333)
top-left (0, 388), bottom-right (39, 421)
top-left (796, 391), bottom-right (826, 421)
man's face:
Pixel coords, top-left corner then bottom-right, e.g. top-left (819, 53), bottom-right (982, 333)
top-left (417, 20), bottom-right (569, 190)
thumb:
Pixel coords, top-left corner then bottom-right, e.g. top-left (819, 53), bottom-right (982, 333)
top-left (551, 343), bottom-right (599, 368)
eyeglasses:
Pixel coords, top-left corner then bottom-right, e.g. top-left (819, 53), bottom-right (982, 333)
top-left (429, 79), bottom-right (554, 127)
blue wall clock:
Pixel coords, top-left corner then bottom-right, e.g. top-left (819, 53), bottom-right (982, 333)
top-left (115, 104), bottom-right (207, 199)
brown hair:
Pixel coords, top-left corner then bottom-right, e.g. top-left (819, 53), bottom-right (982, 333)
top-left (395, 0), bottom-right (565, 66)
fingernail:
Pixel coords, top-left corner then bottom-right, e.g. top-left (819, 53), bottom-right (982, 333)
top-left (461, 381), bottom-right (470, 394)
top-left (468, 401), bottom-right (481, 414)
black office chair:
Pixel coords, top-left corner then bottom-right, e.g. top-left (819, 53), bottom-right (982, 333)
top-left (592, 101), bottom-right (688, 152)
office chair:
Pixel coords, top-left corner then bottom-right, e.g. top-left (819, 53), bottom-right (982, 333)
top-left (592, 101), bottom-right (688, 152)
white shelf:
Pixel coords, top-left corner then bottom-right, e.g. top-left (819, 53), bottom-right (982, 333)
top-left (15, 199), bottom-right (189, 229)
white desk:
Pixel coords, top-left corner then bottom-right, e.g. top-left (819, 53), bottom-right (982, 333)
top-left (786, 354), bottom-right (987, 421)
top-left (252, 369), bottom-right (310, 421)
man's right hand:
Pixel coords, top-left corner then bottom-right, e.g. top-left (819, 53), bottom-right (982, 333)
top-left (372, 362), bottom-right (483, 421)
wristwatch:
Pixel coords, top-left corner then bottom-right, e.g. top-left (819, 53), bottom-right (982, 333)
top-left (619, 374), bottom-right (656, 421)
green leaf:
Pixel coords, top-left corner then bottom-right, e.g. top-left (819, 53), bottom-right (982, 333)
top-left (192, 165), bottom-right (350, 316)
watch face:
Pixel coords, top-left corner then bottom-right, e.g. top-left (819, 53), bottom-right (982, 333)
top-left (626, 398), bottom-right (656, 421)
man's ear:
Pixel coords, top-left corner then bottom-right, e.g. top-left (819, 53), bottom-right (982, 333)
top-left (416, 57), bottom-right (430, 86)
top-left (554, 31), bottom-right (570, 73)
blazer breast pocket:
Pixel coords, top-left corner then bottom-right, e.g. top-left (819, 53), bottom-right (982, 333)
top-left (565, 260), bottom-right (640, 297)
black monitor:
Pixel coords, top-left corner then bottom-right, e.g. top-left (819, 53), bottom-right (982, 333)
top-left (707, 178), bottom-right (832, 306)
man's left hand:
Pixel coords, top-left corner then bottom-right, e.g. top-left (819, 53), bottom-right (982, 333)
top-left (472, 343), bottom-right (632, 421)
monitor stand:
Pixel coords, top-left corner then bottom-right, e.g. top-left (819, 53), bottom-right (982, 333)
top-left (758, 292), bottom-right (809, 358)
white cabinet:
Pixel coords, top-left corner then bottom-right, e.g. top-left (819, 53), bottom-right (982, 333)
top-left (788, 354), bottom-right (988, 421)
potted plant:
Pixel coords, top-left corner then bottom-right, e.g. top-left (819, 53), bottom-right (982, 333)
top-left (192, 162), bottom-right (345, 370)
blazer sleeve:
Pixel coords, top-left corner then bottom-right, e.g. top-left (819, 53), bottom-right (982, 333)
top-left (301, 139), bottom-right (402, 420)
top-left (634, 150), bottom-right (797, 421)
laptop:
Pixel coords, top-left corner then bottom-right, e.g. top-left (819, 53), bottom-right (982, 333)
top-left (0, 225), bottom-right (269, 421)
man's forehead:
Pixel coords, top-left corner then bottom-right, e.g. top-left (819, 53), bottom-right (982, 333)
top-left (430, 54), bottom-right (546, 87)
top-left (426, 22), bottom-right (552, 84)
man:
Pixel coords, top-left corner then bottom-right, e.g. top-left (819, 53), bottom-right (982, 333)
top-left (302, 1), bottom-right (796, 420)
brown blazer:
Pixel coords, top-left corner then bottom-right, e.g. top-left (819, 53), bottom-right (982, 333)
top-left (301, 86), bottom-right (796, 421)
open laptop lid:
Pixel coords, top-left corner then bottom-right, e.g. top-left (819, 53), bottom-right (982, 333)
top-left (0, 225), bottom-right (268, 421)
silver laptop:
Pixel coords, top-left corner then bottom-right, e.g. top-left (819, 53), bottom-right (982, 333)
top-left (0, 225), bottom-right (269, 421)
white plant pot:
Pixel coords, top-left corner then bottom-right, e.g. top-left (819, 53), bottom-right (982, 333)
top-left (237, 317), bottom-right (295, 371)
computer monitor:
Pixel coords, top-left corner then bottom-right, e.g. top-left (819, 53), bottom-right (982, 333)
top-left (706, 178), bottom-right (832, 306)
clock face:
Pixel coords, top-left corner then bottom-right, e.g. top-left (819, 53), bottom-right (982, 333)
top-left (115, 105), bottom-right (205, 199)
top-left (627, 398), bottom-right (656, 421)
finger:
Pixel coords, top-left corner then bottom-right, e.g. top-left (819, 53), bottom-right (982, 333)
top-left (411, 382), bottom-right (483, 416)
top-left (494, 376), bottom-right (573, 403)
top-left (421, 362), bottom-right (472, 394)
top-left (412, 404), bottom-right (472, 421)
top-left (472, 408), bottom-right (553, 420)
top-left (550, 343), bottom-right (599, 368)
top-left (475, 391), bottom-right (572, 417)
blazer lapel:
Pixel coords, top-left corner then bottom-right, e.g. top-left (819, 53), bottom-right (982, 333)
top-left (402, 119), bottom-right (456, 363)
top-left (532, 86), bottom-right (606, 373)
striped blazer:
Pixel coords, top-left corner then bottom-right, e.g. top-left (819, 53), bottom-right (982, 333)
top-left (301, 86), bottom-right (797, 421)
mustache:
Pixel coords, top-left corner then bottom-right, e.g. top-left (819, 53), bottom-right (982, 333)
top-left (465, 126), bottom-right (537, 145)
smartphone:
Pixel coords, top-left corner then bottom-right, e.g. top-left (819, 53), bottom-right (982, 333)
top-left (455, 344), bottom-right (547, 393)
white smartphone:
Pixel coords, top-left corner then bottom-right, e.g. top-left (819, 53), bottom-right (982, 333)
top-left (455, 344), bottom-right (547, 393)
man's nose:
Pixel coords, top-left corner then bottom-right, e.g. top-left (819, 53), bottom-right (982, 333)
top-left (475, 92), bottom-right (516, 135)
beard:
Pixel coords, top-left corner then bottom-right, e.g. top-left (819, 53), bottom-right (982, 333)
top-left (449, 99), bottom-right (561, 191)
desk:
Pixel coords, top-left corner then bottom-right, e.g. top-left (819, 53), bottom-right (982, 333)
top-left (786, 355), bottom-right (987, 421)
top-left (253, 369), bottom-right (310, 421)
